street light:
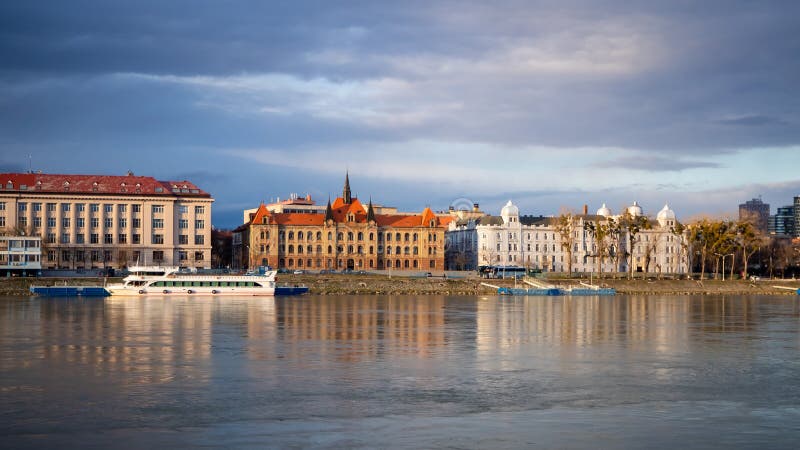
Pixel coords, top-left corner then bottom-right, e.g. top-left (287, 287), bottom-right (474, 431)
top-left (715, 252), bottom-right (734, 281)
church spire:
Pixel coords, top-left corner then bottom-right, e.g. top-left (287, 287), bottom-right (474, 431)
top-left (367, 196), bottom-right (375, 223)
top-left (325, 196), bottom-right (334, 222)
top-left (342, 171), bottom-right (352, 204)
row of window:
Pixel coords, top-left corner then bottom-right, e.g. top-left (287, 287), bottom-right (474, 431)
top-left (6, 215), bottom-right (205, 231)
top-left (45, 250), bottom-right (206, 264)
top-left (257, 244), bottom-right (439, 256)
top-left (12, 202), bottom-right (205, 215)
top-left (262, 230), bottom-right (440, 243)
top-left (149, 280), bottom-right (258, 288)
top-left (41, 233), bottom-right (205, 245)
top-left (277, 258), bottom-right (437, 269)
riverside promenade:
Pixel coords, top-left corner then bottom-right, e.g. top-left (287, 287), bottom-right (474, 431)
top-left (5, 273), bottom-right (800, 296)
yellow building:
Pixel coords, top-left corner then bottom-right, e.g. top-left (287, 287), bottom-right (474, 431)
top-left (233, 174), bottom-right (452, 271)
top-left (0, 172), bottom-right (213, 269)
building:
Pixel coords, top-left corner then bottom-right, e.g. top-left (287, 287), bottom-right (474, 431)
top-left (0, 172), bottom-right (213, 269)
top-left (739, 198), bottom-right (770, 233)
top-left (795, 196), bottom-right (800, 238)
top-left (232, 174), bottom-right (453, 271)
top-left (0, 235), bottom-right (41, 276)
top-left (446, 201), bottom-right (687, 275)
top-left (769, 205), bottom-right (795, 236)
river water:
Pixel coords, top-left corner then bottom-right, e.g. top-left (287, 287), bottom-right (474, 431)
top-left (1, 294), bottom-right (799, 449)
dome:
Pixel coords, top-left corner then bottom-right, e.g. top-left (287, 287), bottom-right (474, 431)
top-left (596, 203), bottom-right (612, 217)
top-left (627, 201), bottom-right (643, 217)
top-left (657, 204), bottom-right (675, 225)
top-left (500, 200), bottom-right (519, 217)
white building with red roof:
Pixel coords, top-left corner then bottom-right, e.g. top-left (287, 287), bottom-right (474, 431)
top-left (0, 172), bottom-right (214, 270)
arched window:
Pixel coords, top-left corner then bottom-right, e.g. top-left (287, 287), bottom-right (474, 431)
top-left (327, 232), bottom-right (332, 240)
top-left (395, 233), bottom-right (401, 241)
top-left (260, 231), bottom-right (265, 239)
top-left (413, 247), bottom-right (418, 255)
top-left (358, 245), bottom-right (363, 254)
top-left (357, 232), bottom-right (363, 241)
top-left (395, 260), bottom-right (401, 269)
top-left (327, 245), bottom-right (333, 254)
top-left (307, 258), bottom-right (312, 267)
top-left (316, 245), bottom-right (322, 254)
top-left (297, 231), bottom-right (304, 240)
top-left (348, 232), bottom-right (354, 241)
top-left (404, 246), bottom-right (410, 255)
top-left (279, 231), bottom-right (285, 240)
top-left (396, 246), bottom-right (401, 255)
top-left (288, 259), bottom-right (294, 267)
top-left (369, 246), bottom-right (374, 255)
top-left (386, 233), bottom-right (392, 242)
top-left (298, 259), bottom-right (303, 267)
top-left (369, 260), bottom-right (374, 268)
top-left (348, 245), bottom-right (353, 254)
top-left (297, 246), bottom-right (303, 254)
top-left (430, 261), bottom-right (436, 269)
top-left (316, 231), bottom-right (322, 240)
top-left (404, 233), bottom-right (410, 242)
top-left (413, 260), bottom-right (418, 268)
top-left (413, 233), bottom-right (418, 242)
top-left (369, 232), bottom-right (374, 241)
top-left (387, 247), bottom-right (392, 255)
top-left (279, 258), bottom-right (285, 267)
top-left (288, 231), bottom-right (294, 240)
top-left (404, 260), bottom-right (409, 268)
top-left (337, 232), bottom-right (344, 240)
top-left (307, 245), bottom-right (312, 253)
top-left (288, 245), bottom-right (294, 254)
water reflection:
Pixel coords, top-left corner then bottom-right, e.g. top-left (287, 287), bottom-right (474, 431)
top-left (1, 294), bottom-right (799, 449)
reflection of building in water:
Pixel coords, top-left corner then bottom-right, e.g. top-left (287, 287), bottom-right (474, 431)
top-left (36, 298), bottom-right (217, 384)
top-left (275, 296), bottom-right (447, 362)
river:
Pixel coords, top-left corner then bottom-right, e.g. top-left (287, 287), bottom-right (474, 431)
top-left (1, 295), bottom-right (799, 449)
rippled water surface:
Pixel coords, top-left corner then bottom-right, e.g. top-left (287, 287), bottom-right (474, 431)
top-left (2, 294), bottom-right (800, 449)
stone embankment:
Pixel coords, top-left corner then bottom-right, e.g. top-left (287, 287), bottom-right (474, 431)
top-left (3, 274), bottom-right (799, 297)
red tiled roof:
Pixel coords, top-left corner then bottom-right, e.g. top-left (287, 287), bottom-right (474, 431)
top-left (273, 213), bottom-right (325, 226)
top-left (0, 172), bottom-right (211, 197)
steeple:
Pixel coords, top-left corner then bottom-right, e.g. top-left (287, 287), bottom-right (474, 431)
top-left (342, 171), bottom-right (352, 204)
top-left (325, 196), bottom-right (334, 222)
top-left (367, 197), bottom-right (375, 223)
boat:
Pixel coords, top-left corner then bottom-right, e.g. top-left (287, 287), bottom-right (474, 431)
top-left (105, 265), bottom-right (280, 296)
top-left (31, 265), bottom-right (309, 297)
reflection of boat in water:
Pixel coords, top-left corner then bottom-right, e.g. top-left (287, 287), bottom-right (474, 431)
top-left (31, 265), bottom-right (309, 297)
top-left (483, 278), bottom-right (616, 296)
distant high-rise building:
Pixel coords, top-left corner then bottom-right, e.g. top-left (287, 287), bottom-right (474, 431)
top-left (794, 196), bottom-right (800, 237)
top-left (739, 197), bottom-right (769, 232)
top-left (768, 205), bottom-right (795, 236)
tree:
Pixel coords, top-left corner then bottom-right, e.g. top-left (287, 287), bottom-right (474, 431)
top-left (555, 211), bottom-right (577, 275)
top-left (584, 217), bottom-right (614, 278)
top-left (734, 220), bottom-right (765, 280)
top-left (619, 211), bottom-right (651, 279)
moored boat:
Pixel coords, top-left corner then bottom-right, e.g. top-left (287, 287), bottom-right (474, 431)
top-left (104, 265), bottom-right (278, 296)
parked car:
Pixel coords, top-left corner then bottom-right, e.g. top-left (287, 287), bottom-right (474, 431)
top-left (293, 270), bottom-right (304, 275)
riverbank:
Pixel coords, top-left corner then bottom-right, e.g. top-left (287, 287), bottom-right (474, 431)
top-left (5, 274), bottom-right (799, 297)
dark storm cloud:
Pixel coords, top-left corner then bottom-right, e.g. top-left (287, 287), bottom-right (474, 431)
top-left (593, 155), bottom-right (721, 172)
top-left (1, 0), bottom-right (799, 226)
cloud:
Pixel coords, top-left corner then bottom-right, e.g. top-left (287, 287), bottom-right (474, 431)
top-left (715, 115), bottom-right (789, 127)
top-left (593, 155), bottom-right (721, 172)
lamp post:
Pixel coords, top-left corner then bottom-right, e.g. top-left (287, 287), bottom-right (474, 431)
top-left (715, 252), bottom-right (734, 281)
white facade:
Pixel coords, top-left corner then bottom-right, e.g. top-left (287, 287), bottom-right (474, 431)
top-left (446, 200), bottom-right (688, 275)
top-left (0, 235), bottom-right (41, 274)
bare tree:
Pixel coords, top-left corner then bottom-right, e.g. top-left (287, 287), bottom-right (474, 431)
top-left (555, 211), bottom-right (577, 275)
top-left (619, 211), bottom-right (651, 279)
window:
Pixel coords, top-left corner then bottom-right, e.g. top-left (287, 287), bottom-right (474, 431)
top-left (61, 250), bottom-right (70, 262)
top-left (76, 203), bottom-right (85, 212)
top-left (179, 234), bottom-right (188, 245)
top-left (132, 218), bottom-right (141, 228)
top-left (132, 234), bottom-right (141, 244)
top-left (195, 235), bottom-right (204, 245)
top-left (179, 251), bottom-right (188, 261)
top-left (118, 234), bottom-right (127, 244)
top-left (18, 203), bottom-right (27, 212)
top-left (152, 205), bottom-right (164, 214)
top-left (62, 218), bottom-right (70, 228)
top-left (0, 202), bottom-right (4, 211)
top-left (60, 234), bottom-right (69, 244)
top-left (104, 234), bottom-right (113, 244)
top-left (17, 217), bottom-right (26, 227)
top-left (33, 217), bottom-right (41, 228)
top-left (195, 206), bottom-right (204, 214)
top-left (77, 217), bottom-right (85, 228)
top-left (132, 204), bottom-right (141, 213)
top-left (194, 252), bottom-right (204, 261)
top-left (90, 203), bottom-right (99, 213)
top-left (90, 251), bottom-right (99, 262)
top-left (62, 203), bottom-right (70, 212)
top-left (179, 205), bottom-right (188, 214)
top-left (152, 251), bottom-right (164, 262)
top-left (118, 204), bottom-right (127, 214)
top-left (195, 219), bottom-right (204, 229)
top-left (119, 218), bottom-right (126, 228)
top-left (104, 218), bottom-right (113, 228)
top-left (0, 217), bottom-right (4, 228)
top-left (179, 219), bottom-right (188, 229)
top-left (152, 218), bottom-right (164, 229)
top-left (90, 233), bottom-right (99, 244)
top-left (76, 234), bottom-right (85, 244)
top-left (33, 203), bottom-right (42, 212)
top-left (91, 218), bottom-right (99, 228)
top-left (104, 204), bottom-right (113, 213)
top-left (152, 234), bottom-right (164, 245)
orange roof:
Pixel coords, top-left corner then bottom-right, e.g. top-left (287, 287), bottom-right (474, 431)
top-left (0, 172), bottom-right (210, 197)
top-left (329, 197), bottom-right (368, 222)
top-left (273, 213), bottom-right (326, 226)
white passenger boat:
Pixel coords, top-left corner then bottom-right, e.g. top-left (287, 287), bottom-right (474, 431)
top-left (104, 265), bottom-right (277, 296)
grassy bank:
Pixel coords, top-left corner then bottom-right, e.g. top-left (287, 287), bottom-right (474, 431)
top-left (4, 274), bottom-right (799, 297)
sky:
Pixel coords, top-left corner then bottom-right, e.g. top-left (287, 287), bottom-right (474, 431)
top-left (1, 1), bottom-right (799, 228)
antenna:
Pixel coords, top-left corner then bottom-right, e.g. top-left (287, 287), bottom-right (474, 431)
top-left (28, 154), bottom-right (32, 174)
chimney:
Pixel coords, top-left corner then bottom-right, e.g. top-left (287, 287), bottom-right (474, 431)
top-left (583, 204), bottom-right (588, 215)
top-left (448, 205), bottom-right (455, 211)
top-left (473, 203), bottom-right (479, 212)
